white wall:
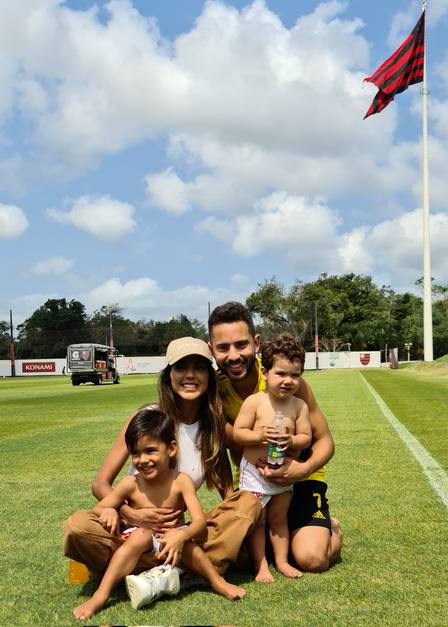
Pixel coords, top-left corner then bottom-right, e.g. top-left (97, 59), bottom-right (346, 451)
top-left (116, 356), bottom-right (165, 374)
top-left (0, 351), bottom-right (381, 376)
top-left (305, 351), bottom-right (381, 370)
top-left (0, 358), bottom-right (67, 376)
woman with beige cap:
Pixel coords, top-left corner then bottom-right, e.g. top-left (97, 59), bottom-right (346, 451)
top-left (64, 337), bottom-right (260, 608)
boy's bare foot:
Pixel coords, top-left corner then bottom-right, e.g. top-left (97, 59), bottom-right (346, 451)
top-left (276, 562), bottom-right (302, 578)
top-left (254, 564), bottom-right (274, 583)
top-left (212, 578), bottom-right (246, 600)
top-left (73, 593), bottom-right (107, 621)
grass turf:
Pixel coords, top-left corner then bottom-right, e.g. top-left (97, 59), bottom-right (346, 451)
top-left (1, 371), bottom-right (447, 626)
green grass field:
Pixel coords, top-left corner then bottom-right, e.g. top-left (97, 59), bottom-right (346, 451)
top-left (1, 369), bottom-right (447, 626)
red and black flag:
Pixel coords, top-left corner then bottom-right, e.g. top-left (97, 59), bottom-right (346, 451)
top-left (364, 11), bottom-right (425, 119)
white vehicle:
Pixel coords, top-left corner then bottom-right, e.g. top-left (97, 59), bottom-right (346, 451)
top-left (67, 343), bottom-right (120, 386)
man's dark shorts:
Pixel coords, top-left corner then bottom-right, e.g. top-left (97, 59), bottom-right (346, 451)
top-left (287, 480), bottom-right (331, 532)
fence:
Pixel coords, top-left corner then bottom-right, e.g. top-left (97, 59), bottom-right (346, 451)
top-left (0, 351), bottom-right (381, 377)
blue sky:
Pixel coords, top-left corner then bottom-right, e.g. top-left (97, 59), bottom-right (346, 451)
top-left (1, 0), bottom-right (448, 327)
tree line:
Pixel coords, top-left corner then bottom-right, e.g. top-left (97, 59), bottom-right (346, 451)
top-left (0, 302), bottom-right (207, 359)
top-left (1, 273), bottom-right (447, 360)
top-left (246, 273), bottom-right (448, 360)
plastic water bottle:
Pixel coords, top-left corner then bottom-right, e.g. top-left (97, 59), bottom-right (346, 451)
top-left (267, 410), bottom-right (285, 467)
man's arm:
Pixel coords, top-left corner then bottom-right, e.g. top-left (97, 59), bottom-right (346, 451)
top-left (288, 400), bottom-right (312, 452)
top-left (258, 378), bottom-right (334, 484)
top-left (296, 377), bottom-right (335, 474)
top-left (224, 421), bottom-right (236, 447)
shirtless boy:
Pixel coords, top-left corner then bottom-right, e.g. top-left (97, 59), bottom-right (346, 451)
top-left (233, 335), bottom-right (311, 582)
top-left (72, 408), bottom-right (244, 621)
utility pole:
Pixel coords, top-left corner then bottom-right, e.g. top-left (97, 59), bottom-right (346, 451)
top-left (421, 0), bottom-right (433, 360)
top-left (9, 309), bottom-right (15, 377)
top-left (404, 342), bottom-right (413, 362)
top-left (107, 303), bottom-right (123, 348)
top-left (109, 309), bottom-right (113, 348)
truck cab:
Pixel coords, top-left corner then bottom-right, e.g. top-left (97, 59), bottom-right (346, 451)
top-left (67, 343), bottom-right (120, 386)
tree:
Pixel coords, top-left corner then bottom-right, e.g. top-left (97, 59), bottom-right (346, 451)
top-left (17, 299), bottom-right (88, 357)
top-left (433, 291), bottom-right (448, 358)
top-left (88, 306), bottom-right (137, 354)
top-left (246, 273), bottom-right (419, 352)
top-left (135, 315), bottom-right (207, 356)
top-left (246, 277), bottom-right (311, 342)
top-left (414, 278), bottom-right (448, 358)
top-left (0, 321), bottom-right (11, 359)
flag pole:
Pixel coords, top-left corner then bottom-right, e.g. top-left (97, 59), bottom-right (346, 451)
top-left (421, 0), bottom-right (433, 361)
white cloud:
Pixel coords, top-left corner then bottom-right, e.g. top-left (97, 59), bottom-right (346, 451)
top-left (338, 227), bottom-right (372, 274)
top-left (82, 276), bottom-right (249, 322)
top-left (388, 1), bottom-right (448, 49)
top-left (199, 190), bottom-right (448, 287)
top-left (31, 256), bottom-right (74, 275)
top-left (362, 209), bottom-right (448, 285)
top-left (0, 154), bottom-right (26, 195)
top-left (1, 0), bottom-right (447, 302)
top-left (0, 203), bottom-right (29, 238)
top-left (198, 192), bottom-right (342, 272)
top-left (48, 194), bottom-right (136, 240)
top-left (427, 0), bottom-right (448, 22)
top-left (0, 0), bottom-right (439, 219)
top-left (141, 1), bottom-right (424, 218)
top-left (0, 0), bottom-right (186, 169)
top-left (230, 273), bottom-right (249, 287)
top-left (0, 0), bottom-right (391, 191)
top-left (0, 291), bottom-right (58, 326)
top-left (86, 277), bottom-right (159, 306)
top-left (146, 168), bottom-right (191, 214)
top-left (336, 209), bottom-right (448, 288)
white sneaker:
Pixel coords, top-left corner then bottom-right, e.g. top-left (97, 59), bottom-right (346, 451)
top-left (125, 566), bottom-right (180, 610)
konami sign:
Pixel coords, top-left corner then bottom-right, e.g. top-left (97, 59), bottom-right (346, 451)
top-left (22, 361), bottom-right (56, 373)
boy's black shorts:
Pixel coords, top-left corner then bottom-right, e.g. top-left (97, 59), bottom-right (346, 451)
top-left (287, 480), bottom-right (331, 532)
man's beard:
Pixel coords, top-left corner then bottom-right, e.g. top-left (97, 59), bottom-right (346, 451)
top-left (222, 352), bottom-right (257, 381)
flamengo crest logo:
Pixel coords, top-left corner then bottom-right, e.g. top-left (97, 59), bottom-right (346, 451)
top-left (359, 353), bottom-right (370, 366)
top-left (22, 362), bottom-right (56, 373)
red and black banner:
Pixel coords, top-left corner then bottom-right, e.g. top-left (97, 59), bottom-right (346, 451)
top-left (364, 11), bottom-right (425, 118)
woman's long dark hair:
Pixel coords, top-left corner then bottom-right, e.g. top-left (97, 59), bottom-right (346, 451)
top-left (158, 359), bottom-right (232, 494)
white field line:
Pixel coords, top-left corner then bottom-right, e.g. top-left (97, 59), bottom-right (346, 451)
top-left (360, 373), bottom-right (448, 512)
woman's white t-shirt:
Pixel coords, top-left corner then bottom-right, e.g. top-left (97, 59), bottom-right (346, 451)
top-left (176, 421), bottom-right (204, 490)
top-left (128, 420), bottom-right (204, 490)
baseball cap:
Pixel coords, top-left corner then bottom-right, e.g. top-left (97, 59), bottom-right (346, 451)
top-left (165, 336), bottom-right (213, 366)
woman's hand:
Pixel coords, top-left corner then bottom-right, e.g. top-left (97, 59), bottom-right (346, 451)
top-left (98, 507), bottom-right (119, 535)
top-left (156, 529), bottom-right (188, 567)
top-left (119, 504), bottom-right (182, 532)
